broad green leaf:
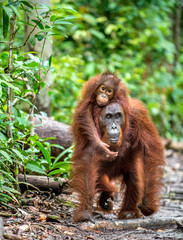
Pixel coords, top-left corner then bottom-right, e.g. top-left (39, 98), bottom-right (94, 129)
top-left (29, 36), bottom-right (36, 46)
top-left (0, 150), bottom-right (12, 163)
top-left (0, 78), bottom-right (21, 94)
top-left (49, 55), bottom-right (52, 67)
top-left (54, 20), bottom-right (72, 25)
top-left (0, 85), bottom-right (2, 98)
top-left (3, 7), bottom-right (9, 38)
top-left (10, 5), bottom-right (21, 18)
top-left (0, 73), bottom-right (13, 82)
top-left (26, 163), bottom-right (46, 175)
top-left (15, 96), bottom-right (35, 107)
top-left (19, 20), bottom-right (34, 27)
top-left (55, 6), bottom-right (78, 14)
top-left (32, 19), bottom-right (44, 29)
top-left (52, 162), bottom-right (70, 171)
top-left (48, 169), bottom-right (63, 176)
top-left (35, 141), bottom-right (51, 168)
top-left (52, 146), bottom-right (72, 165)
top-left (89, 29), bottom-right (105, 40)
top-left (35, 35), bottom-right (44, 41)
top-left (27, 134), bottom-right (39, 142)
top-left (11, 149), bottom-right (24, 161)
top-left (20, 1), bottom-right (33, 9)
top-left (4, 186), bottom-right (20, 194)
top-left (3, 6), bottom-right (11, 18)
top-left (39, 3), bottom-right (51, 10)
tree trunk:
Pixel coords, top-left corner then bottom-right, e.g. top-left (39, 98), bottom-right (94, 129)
top-left (172, 0), bottom-right (183, 75)
top-left (24, 0), bottom-right (52, 116)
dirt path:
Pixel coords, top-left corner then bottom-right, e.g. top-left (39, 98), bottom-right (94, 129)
top-left (1, 149), bottom-right (183, 240)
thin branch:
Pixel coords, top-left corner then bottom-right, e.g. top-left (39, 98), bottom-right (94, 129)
top-left (13, 92), bottom-right (36, 106)
top-left (12, 19), bottom-right (42, 50)
top-left (12, 75), bottom-right (28, 82)
top-left (0, 41), bottom-right (11, 44)
top-left (12, 13), bottom-right (50, 50)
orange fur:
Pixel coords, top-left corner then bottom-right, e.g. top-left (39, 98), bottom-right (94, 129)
top-left (70, 73), bottom-right (165, 222)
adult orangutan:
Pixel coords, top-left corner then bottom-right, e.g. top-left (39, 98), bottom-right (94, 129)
top-left (71, 82), bottom-right (165, 223)
top-left (72, 72), bottom-right (129, 159)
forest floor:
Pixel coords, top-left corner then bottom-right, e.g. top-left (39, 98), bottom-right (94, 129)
top-left (0, 148), bottom-right (183, 240)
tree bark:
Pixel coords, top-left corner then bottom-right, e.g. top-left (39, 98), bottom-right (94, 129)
top-left (24, 0), bottom-right (52, 116)
top-left (34, 115), bottom-right (73, 157)
top-left (173, 0), bottom-right (183, 75)
top-left (18, 174), bottom-right (67, 193)
top-left (0, 217), bottom-right (3, 239)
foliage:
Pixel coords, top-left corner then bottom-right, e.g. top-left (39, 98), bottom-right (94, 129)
top-left (52, 0), bottom-right (183, 140)
top-left (51, 55), bottom-right (84, 123)
top-left (0, 0), bottom-right (76, 204)
top-left (26, 139), bottom-right (72, 178)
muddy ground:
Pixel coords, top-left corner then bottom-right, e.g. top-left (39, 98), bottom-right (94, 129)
top-left (0, 149), bottom-right (183, 240)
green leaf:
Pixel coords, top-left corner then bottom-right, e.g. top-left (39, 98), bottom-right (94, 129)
top-left (0, 73), bottom-right (13, 82)
top-left (89, 29), bottom-right (105, 40)
top-left (49, 55), bottom-right (52, 67)
top-left (35, 34), bottom-right (44, 41)
top-left (52, 162), bottom-right (70, 170)
top-left (0, 84), bottom-right (2, 98)
top-left (11, 149), bottom-right (24, 161)
top-left (39, 3), bottom-right (51, 10)
top-left (35, 141), bottom-right (51, 168)
top-left (20, 1), bottom-right (33, 9)
top-left (0, 77), bottom-right (21, 94)
top-left (29, 36), bottom-right (36, 46)
top-left (52, 146), bottom-right (72, 165)
top-left (26, 163), bottom-right (46, 175)
top-left (15, 96), bottom-right (35, 107)
top-left (56, 6), bottom-right (78, 14)
top-left (0, 150), bottom-right (12, 163)
top-left (27, 134), bottom-right (39, 142)
top-left (10, 5), bottom-right (21, 18)
top-left (32, 19), bottom-right (44, 29)
top-left (19, 20), bottom-right (34, 27)
top-left (3, 7), bottom-right (9, 38)
top-left (48, 169), bottom-right (63, 176)
top-left (3, 6), bottom-right (11, 18)
top-left (54, 20), bottom-right (72, 25)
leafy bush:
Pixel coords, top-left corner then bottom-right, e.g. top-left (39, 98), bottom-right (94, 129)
top-left (0, 0), bottom-right (77, 204)
top-left (51, 55), bottom-right (84, 123)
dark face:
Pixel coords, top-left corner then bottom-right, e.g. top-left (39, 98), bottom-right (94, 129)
top-left (99, 103), bottom-right (125, 145)
top-left (96, 79), bottom-right (115, 106)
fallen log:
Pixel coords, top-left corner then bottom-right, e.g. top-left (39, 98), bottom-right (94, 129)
top-left (34, 115), bottom-right (73, 157)
top-left (0, 217), bottom-right (3, 239)
top-left (81, 216), bottom-right (183, 231)
top-left (18, 174), bottom-right (67, 193)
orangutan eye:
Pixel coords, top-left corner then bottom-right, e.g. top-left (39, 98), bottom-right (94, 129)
top-left (100, 85), bottom-right (106, 92)
top-left (115, 113), bottom-right (121, 119)
top-left (107, 89), bottom-right (113, 95)
top-left (106, 114), bottom-right (112, 119)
